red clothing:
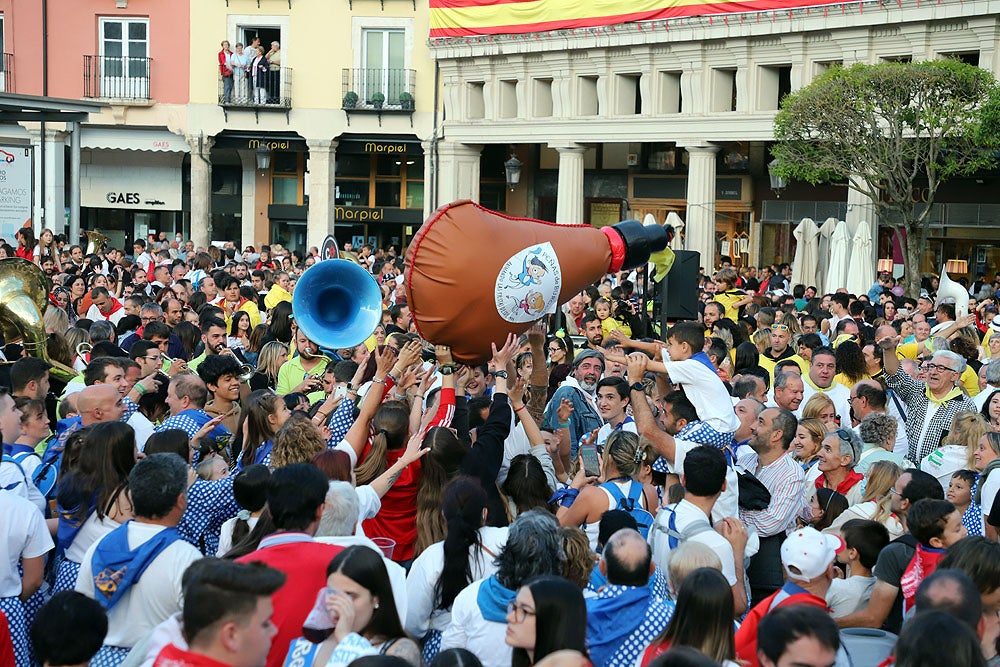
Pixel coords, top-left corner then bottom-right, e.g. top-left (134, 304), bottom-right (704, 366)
top-left (14, 245), bottom-right (31, 260)
top-left (900, 544), bottom-right (947, 611)
top-left (360, 387), bottom-right (455, 562)
top-left (93, 297), bottom-right (125, 320)
top-left (816, 469), bottom-right (864, 497)
top-left (735, 584), bottom-right (831, 667)
top-left (153, 643), bottom-right (230, 667)
top-left (218, 49), bottom-right (232, 76)
top-left (640, 641), bottom-right (672, 667)
top-left (0, 612), bottom-right (14, 667)
top-left (236, 534), bottom-right (343, 667)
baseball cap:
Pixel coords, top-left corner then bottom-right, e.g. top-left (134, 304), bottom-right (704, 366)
top-left (780, 527), bottom-right (844, 582)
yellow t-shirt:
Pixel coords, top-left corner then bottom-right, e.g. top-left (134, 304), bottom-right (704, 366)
top-left (713, 290), bottom-right (747, 323)
top-left (961, 365), bottom-right (980, 397)
top-left (834, 372), bottom-right (872, 389)
top-left (601, 317), bottom-right (631, 339)
top-left (759, 354), bottom-right (809, 381)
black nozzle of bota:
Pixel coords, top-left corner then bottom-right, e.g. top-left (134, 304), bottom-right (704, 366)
top-left (610, 220), bottom-right (669, 270)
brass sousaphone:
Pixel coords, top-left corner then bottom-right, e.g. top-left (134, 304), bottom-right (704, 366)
top-left (0, 258), bottom-right (79, 381)
top-left (85, 230), bottom-right (110, 256)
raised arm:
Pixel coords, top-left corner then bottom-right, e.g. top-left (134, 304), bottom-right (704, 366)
top-left (343, 345), bottom-right (398, 460)
top-left (626, 353), bottom-right (675, 464)
top-left (527, 320), bottom-right (549, 424)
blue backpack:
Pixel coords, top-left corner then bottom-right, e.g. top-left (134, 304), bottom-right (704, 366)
top-left (603, 481), bottom-right (654, 539)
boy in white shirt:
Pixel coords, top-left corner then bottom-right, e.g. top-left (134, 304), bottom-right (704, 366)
top-left (826, 519), bottom-right (890, 617)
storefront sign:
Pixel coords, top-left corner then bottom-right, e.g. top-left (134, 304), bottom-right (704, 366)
top-left (82, 160), bottom-right (182, 211)
top-left (334, 207), bottom-right (423, 224)
top-left (338, 139), bottom-right (422, 157)
top-left (0, 145), bottom-right (32, 242)
top-left (248, 139), bottom-right (293, 151)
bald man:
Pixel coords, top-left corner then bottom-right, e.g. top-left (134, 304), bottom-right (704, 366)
top-left (77, 384), bottom-right (126, 426)
top-left (587, 529), bottom-right (673, 667)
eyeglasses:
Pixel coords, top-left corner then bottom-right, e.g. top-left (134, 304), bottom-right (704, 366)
top-left (548, 346), bottom-right (563, 353)
top-left (888, 487), bottom-right (901, 497)
top-left (507, 601), bottom-right (536, 623)
top-left (924, 362), bottom-right (959, 374)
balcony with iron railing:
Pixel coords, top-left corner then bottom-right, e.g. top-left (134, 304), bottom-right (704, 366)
top-left (341, 68), bottom-right (415, 126)
top-left (84, 55), bottom-right (151, 100)
top-left (218, 67), bottom-right (293, 121)
top-left (0, 54), bottom-right (13, 93)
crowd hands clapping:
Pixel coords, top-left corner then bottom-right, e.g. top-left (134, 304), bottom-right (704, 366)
top-left (4, 236), bottom-right (1000, 667)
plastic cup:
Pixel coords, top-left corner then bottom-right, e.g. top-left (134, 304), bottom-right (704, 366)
top-left (371, 537), bottom-right (396, 559)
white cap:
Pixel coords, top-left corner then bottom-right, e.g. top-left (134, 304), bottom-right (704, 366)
top-left (781, 527), bottom-right (844, 582)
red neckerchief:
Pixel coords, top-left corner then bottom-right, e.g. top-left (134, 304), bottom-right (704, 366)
top-left (98, 298), bottom-right (125, 319)
top-left (901, 543), bottom-right (947, 610)
top-left (816, 468), bottom-right (864, 496)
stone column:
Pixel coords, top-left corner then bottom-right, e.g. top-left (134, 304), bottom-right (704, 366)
top-left (238, 150), bottom-right (257, 249)
top-left (43, 129), bottom-right (67, 233)
top-left (552, 143), bottom-right (586, 225)
top-left (186, 134), bottom-right (214, 250)
top-left (306, 138), bottom-right (338, 252)
top-left (435, 141), bottom-right (482, 205)
top-left (683, 144), bottom-right (720, 272)
top-left (68, 123), bottom-right (81, 244)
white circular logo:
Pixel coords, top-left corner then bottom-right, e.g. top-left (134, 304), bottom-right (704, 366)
top-left (494, 242), bottom-right (562, 323)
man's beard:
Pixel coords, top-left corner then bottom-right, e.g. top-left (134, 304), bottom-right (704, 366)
top-left (579, 378), bottom-right (598, 393)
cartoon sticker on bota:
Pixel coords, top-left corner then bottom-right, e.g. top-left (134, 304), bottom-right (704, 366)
top-left (495, 243), bottom-right (562, 323)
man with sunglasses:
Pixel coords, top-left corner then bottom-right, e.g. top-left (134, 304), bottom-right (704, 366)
top-left (880, 334), bottom-right (977, 463)
top-left (759, 324), bottom-right (809, 382)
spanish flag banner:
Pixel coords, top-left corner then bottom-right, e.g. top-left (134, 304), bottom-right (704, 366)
top-left (429, 0), bottom-right (845, 38)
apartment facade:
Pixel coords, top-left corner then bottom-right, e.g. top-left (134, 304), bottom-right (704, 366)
top-left (428, 0), bottom-right (1000, 274)
top-left (187, 0), bottom-right (436, 253)
top-left (0, 0), bottom-right (191, 249)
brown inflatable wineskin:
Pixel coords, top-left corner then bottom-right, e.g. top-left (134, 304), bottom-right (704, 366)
top-left (405, 200), bottom-right (666, 364)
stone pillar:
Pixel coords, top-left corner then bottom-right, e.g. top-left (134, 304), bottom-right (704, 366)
top-left (30, 131), bottom-right (43, 232)
top-left (435, 141), bottom-right (482, 205)
top-left (421, 140), bottom-right (434, 220)
top-left (238, 150), bottom-right (257, 249)
top-left (552, 143), bottom-right (586, 225)
top-left (43, 129), bottom-right (67, 233)
top-left (186, 134), bottom-right (214, 250)
top-left (683, 144), bottom-right (720, 272)
top-left (306, 138), bottom-right (338, 252)
top-left (68, 123), bottom-right (81, 244)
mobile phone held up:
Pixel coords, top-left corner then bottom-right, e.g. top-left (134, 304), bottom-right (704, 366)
top-left (581, 442), bottom-right (600, 478)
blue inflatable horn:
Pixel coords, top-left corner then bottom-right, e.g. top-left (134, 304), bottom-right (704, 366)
top-left (292, 259), bottom-right (383, 349)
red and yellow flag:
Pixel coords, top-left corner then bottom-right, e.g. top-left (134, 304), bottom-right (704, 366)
top-left (430, 0), bottom-right (846, 38)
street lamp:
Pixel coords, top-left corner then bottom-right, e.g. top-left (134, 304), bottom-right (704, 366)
top-left (504, 154), bottom-right (523, 191)
top-left (256, 142), bottom-right (272, 171)
top-left (767, 159), bottom-right (786, 198)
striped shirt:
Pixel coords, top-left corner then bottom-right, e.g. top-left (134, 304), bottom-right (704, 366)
top-left (737, 450), bottom-right (805, 537)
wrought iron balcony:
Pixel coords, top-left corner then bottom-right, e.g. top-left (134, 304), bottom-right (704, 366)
top-left (84, 55), bottom-right (151, 100)
top-left (218, 67), bottom-right (293, 121)
top-left (0, 54), bottom-right (13, 93)
top-left (341, 68), bottom-right (415, 125)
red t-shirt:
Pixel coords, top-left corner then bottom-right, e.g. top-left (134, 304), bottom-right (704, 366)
top-left (14, 245), bottom-right (32, 261)
top-left (153, 643), bottom-right (231, 667)
top-left (237, 535), bottom-right (343, 667)
top-left (735, 585), bottom-right (831, 667)
top-left (362, 448), bottom-right (421, 562)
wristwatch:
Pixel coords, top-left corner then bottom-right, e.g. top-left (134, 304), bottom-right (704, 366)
top-left (630, 382), bottom-right (645, 392)
top-left (439, 365), bottom-right (456, 375)
top-left (494, 370), bottom-right (509, 379)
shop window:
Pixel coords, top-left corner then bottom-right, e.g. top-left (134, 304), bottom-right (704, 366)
top-left (711, 68), bottom-right (737, 112)
top-left (271, 152), bottom-right (301, 205)
top-left (578, 76), bottom-right (599, 116)
top-left (533, 78), bottom-right (553, 117)
top-left (615, 74), bottom-right (641, 116)
top-left (212, 165), bottom-right (242, 195)
top-left (334, 153), bottom-right (423, 209)
top-left (658, 71), bottom-right (682, 114)
top-left (479, 145), bottom-right (508, 211)
top-left (337, 154), bottom-right (370, 178)
top-left (336, 180), bottom-right (369, 206)
top-left (757, 64), bottom-right (791, 111)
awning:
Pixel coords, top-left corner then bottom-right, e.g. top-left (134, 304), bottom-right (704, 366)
top-left (81, 127), bottom-right (189, 153)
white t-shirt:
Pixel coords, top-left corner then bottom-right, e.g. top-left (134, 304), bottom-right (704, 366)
top-left (0, 492), bottom-right (53, 597)
top-left (76, 522), bottom-right (202, 648)
top-left (128, 411), bottom-right (155, 451)
top-left (216, 516), bottom-right (259, 557)
top-left (980, 470), bottom-right (1000, 519)
top-left (440, 578), bottom-right (511, 667)
top-left (595, 417), bottom-right (638, 451)
top-left (826, 575), bottom-right (876, 618)
top-left (65, 513), bottom-right (120, 563)
top-left (649, 499), bottom-right (737, 587)
top-left (667, 437), bottom-right (739, 522)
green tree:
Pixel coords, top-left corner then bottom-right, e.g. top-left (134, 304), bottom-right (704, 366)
top-left (772, 60), bottom-right (1000, 297)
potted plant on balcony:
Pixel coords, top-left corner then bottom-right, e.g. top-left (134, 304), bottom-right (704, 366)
top-left (399, 92), bottom-right (414, 111)
top-left (371, 92), bottom-right (385, 110)
top-left (343, 91), bottom-right (359, 109)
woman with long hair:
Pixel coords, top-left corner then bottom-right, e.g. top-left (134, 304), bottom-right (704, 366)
top-left (287, 545), bottom-right (420, 666)
top-left (52, 422), bottom-right (138, 592)
top-left (921, 411), bottom-right (988, 487)
top-left (801, 393), bottom-right (838, 430)
top-left (546, 334), bottom-right (575, 402)
top-left (173, 321), bottom-right (201, 360)
top-left (974, 431), bottom-right (1000, 540)
top-left (250, 340), bottom-right (289, 391)
top-left (506, 576), bottom-right (588, 667)
top-left (733, 342), bottom-right (761, 377)
top-left (65, 275), bottom-right (87, 320)
top-left (501, 455), bottom-right (554, 519)
top-left (641, 568), bottom-right (737, 667)
top-left (265, 301), bottom-right (294, 346)
top-left (980, 390), bottom-right (1000, 430)
top-left (216, 464), bottom-right (270, 557)
top-left (556, 430), bottom-right (658, 550)
top-left (14, 226), bottom-right (35, 261)
top-left (792, 418), bottom-right (828, 486)
top-left (36, 228), bottom-right (60, 270)
top-left (229, 310), bottom-right (252, 352)
top-left (235, 389), bottom-right (291, 469)
top-left (803, 488), bottom-right (849, 532)
top-left (834, 341), bottom-right (870, 388)
top-left (826, 460), bottom-right (904, 539)
top-left (244, 323), bottom-right (269, 368)
top-left (406, 478), bottom-right (508, 662)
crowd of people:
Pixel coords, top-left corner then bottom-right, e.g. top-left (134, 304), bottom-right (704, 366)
top-left (218, 37), bottom-right (283, 105)
top-left (4, 226), bottom-right (1000, 667)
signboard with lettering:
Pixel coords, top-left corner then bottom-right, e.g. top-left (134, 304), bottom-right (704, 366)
top-left (334, 206), bottom-right (423, 224)
top-left (0, 145), bottom-right (32, 243)
top-left (338, 139), bottom-right (423, 156)
top-left (81, 161), bottom-right (183, 210)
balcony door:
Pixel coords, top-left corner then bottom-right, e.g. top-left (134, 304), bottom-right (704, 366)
top-left (362, 29), bottom-right (404, 103)
top-left (99, 18), bottom-right (149, 98)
